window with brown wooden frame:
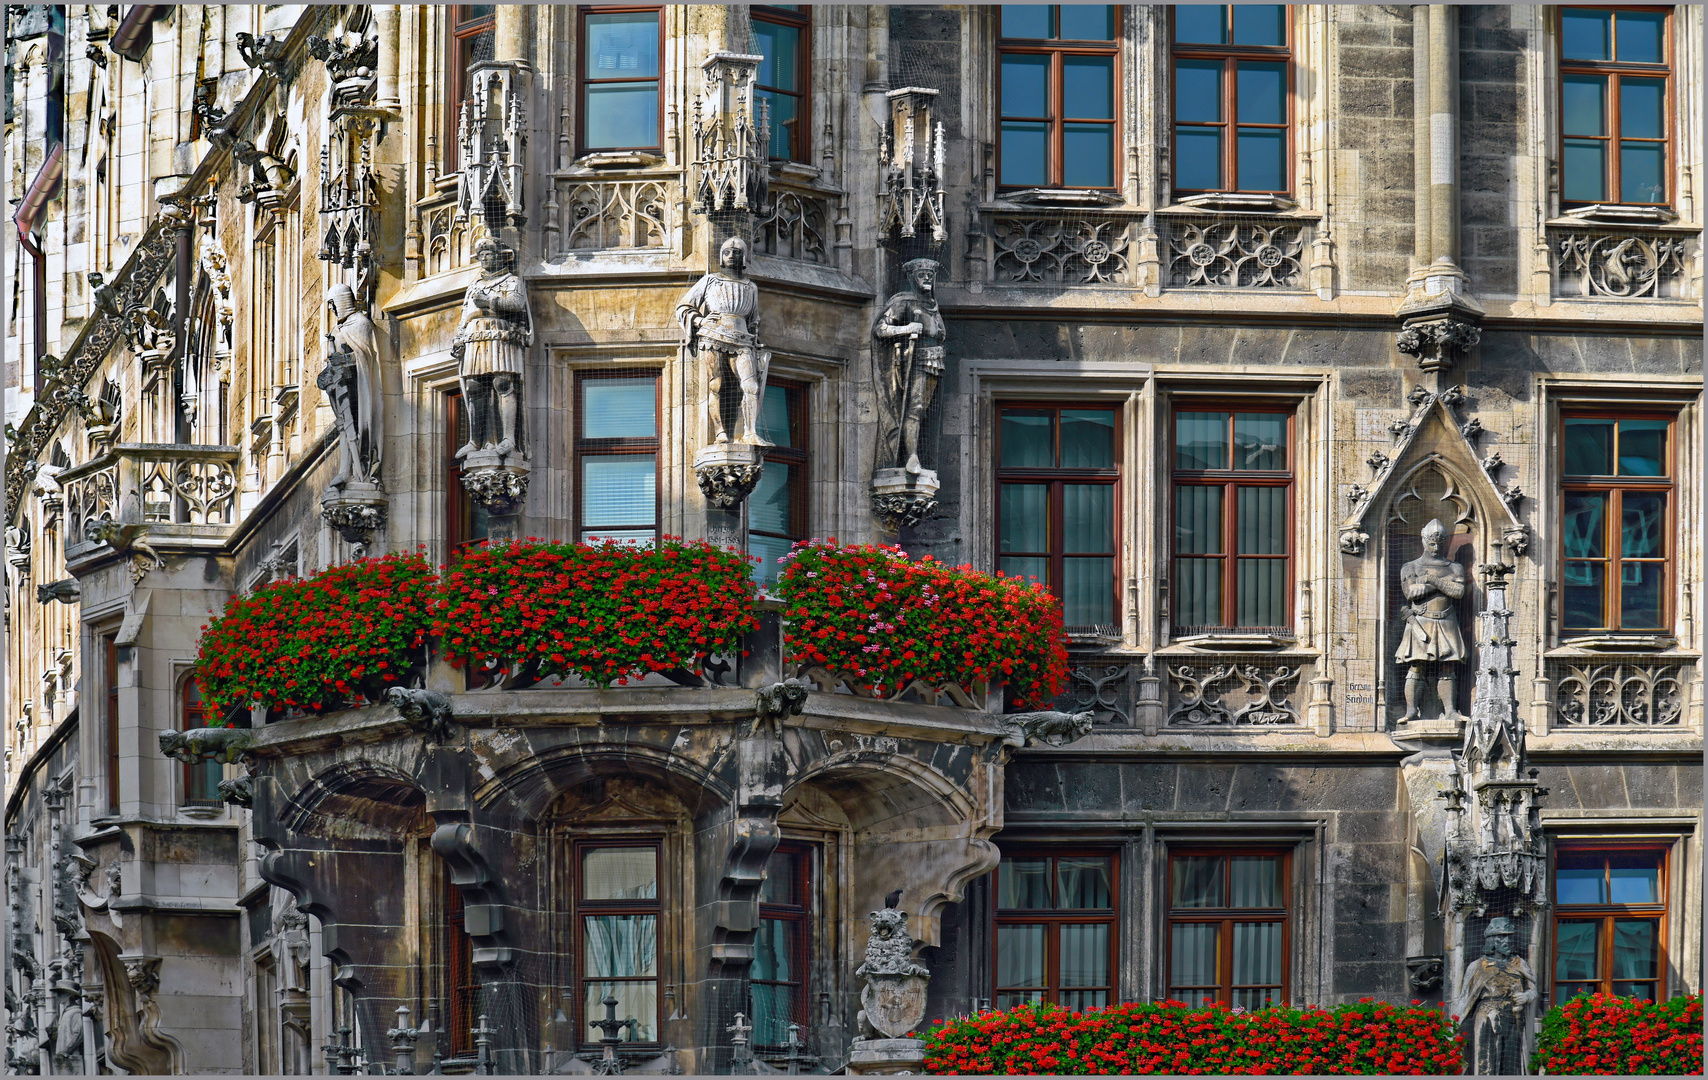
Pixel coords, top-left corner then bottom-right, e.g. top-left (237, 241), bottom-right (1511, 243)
top-left (997, 5), bottom-right (1120, 190)
top-left (1561, 414), bottom-right (1673, 633)
top-left (995, 403), bottom-right (1120, 632)
top-left (103, 632), bottom-right (120, 815)
top-left (752, 844), bottom-right (812, 1049)
top-left (1166, 849), bottom-right (1290, 1008)
top-left (575, 372), bottom-right (660, 545)
top-left (1171, 5), bottom-right (1292, 195)
top-left (444, 876), bottom-right (478, 1055)
top-left (445, 6), bottom-right (495, 174)
top-left (1171, 405), bottom-right (1294, 635)
top-left (750, 382), bottom-right (809, 585)
top-left (753, 6), bottom-right (810, 162)
top-left (1559, 7), bottom-right (1672, 206)
top-left (1552, 845), bottom-right (1668, 1003)
top-left (180, 675), bottom-right (222, 805)
top-left (993, 852), bottom-right (1118, 1009)
top-left (575, 842), bottom-right (662, 1047)
top-left (578, 6), bottom-right (664, 154)
top-left (445, 390), bottom-right (491, 553)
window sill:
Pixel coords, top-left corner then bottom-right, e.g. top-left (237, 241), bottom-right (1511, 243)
top-left (1554, 634), bottom-right (1678, 653)
top-left (1172, 192), bottom-right (1299, 214)
top-left (770, 159), bottom-right (822, 183)
top-left (1169, 631), bottom-right (1298, 650)
top-left (998, 187), bottom-right (1126, 208)
top-left (179, 803), bottom-right (224, 819)
top-left (570, 151), bottom-right (666, 172)
top-left (1557, 204), bottom-right (1678, 226)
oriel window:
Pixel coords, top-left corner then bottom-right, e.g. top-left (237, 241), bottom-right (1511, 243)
top-left (1172, 5), bottom-right (1292, 194)
top-left (579, 6), bottom-right (664, 153)
top-left (181, 677), bottom-right (222, 805)
top-left (750, 383), bottom-right (808, 584)
top-left (996, 404), bottom-right (1120, 631)
top-left (577, 844), bottom-right (661, 1045)
top-left (993, 853), bottom-right (1117, 1009)
top-left (576, 373), bottom-right (660, 545)
top-left (1561, 415), bottom-right (1672, 632)
top-left (1167, 850), bottom-right (1289, 1008)
top-left (1171, 407), bottom-right (1293, 634)
top-left (997, 5), bottom-right (1119, 189)
top-left (754, 6), bottom-right (810, 161)
top-left (752, 845), bottom-right (811, 1048)
top-left (1560, 7), bottom-right (1671, 206)
top-left (1553, 846), bottom-right (1667, 1002)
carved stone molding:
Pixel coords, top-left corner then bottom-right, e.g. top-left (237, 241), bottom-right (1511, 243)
top-left (320, 482), bottom-right (386, 549)
top-left (1552, 227), bottom-right (1693, 299)
top-left (1166, 661), bottom-right (1302, 727)
top-left (992, 214), bottom-right (1134, 285)
top-left (1396, 316), bottom-right (1481, 374)
top-left (548, 179), bottom-right (671, 256)
top-left (870, 468), bottom-right (939, 532)
top-left (693, 445), bottom-right (765, 509)
top-left (1549, 660), bottom-right (1690, 728)
top-left (459, 461), bottom-right (530, 517)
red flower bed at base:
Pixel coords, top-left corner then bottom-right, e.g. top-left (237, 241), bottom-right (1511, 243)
top-left (1533, 992), bottom-right (1702, 1076)
top-left (775, 540), bottom-right (1069, 708)
top-left (924, 999), bottom-right (1464, 1076)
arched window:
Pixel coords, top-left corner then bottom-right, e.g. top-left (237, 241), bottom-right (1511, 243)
top-left (181, 676), bottom-right (223, 805)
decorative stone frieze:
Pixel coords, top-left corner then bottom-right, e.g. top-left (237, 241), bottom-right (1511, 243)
top-left (1166, 662), bottom-right (1302, 727)
top-left (1552, 226), bottom-right (1694, 299)
top-left (1549, 660), bottom-right (1690, 728)
top-left (990, 214), bottom-right (1134, 285)
top-left (1165, 216), bottom-right (1310, 289)
top-left (550, 179), bottom-right (671, 254)
top-left (754, 187), bottom-right (832, 264)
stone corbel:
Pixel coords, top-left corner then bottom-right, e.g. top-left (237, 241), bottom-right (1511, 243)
top-left (1395, 316), bottom-right (1481, 378)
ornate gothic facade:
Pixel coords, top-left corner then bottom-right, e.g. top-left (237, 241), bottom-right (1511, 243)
top-left (4, 4), bottom-right (1702, 1075)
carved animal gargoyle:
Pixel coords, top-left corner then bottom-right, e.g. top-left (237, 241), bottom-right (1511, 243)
top-left (217, 774), bottom-right (254, 808)
top-left (234, 31), bottom-right (289, 79)
top-left (998, 709), bottom-right (1095, 748)
top-left (388, 686), bottom-right (455, 744)
top-left (753, 678), bottom-right (810, 734)
top-left (158, 726), bottom-right (253, 765)
top-left (37, 579), bottom-right (81, 604)
top-left (85, 519), bottom-right (165, 575)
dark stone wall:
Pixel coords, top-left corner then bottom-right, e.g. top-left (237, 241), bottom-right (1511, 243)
top-left (1460, 7), bottom-right (1526, 296)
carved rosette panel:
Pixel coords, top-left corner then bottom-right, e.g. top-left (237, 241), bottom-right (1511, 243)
top-left (552, 179), bottom-right (671, 254)
top-left (991, 215), bottom-right (1134, 285)
top-left (753, 189), bottom-right (830, 264)
top-left (1549, 660), bottom-right (1691, 727)
top-left (1166, 217), bottom-right (1310, 288)
top-left (1552, 228), bottom-right (1693, 299)
top-left (1165, 660), bottom-right (1302, 727)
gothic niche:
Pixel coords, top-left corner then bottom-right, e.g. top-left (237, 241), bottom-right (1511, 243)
top-left (1383, 462), bottom-right (1479, 730)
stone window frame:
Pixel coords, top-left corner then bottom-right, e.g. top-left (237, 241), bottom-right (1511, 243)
top-left (573, 366), bottom-right (663, 545)
top-left (1556, 5), bottom-right (1676, 210)
top-left (994, 5), bottom-right (1124, 192)
top-left (1167, 5), bottom-right (1295, 198)
top-left (1549, 840), bottom-right (1671, 1003)
top-left (990, 848), bottom-right (1122, 1009)
top-left (1162, 845), bottom-right (1293, 1008)
top-left (751, 841), bottom-right (813, 1051)
top-left (176, 666), bottom-right (223, 807)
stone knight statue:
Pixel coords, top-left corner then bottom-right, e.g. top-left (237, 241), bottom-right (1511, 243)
top-left (453, 237), bottom-right (532, 461)
top-left (1396, 518), bottom-right (1467, 722)
top-left (676, 237), bottom-right (769, 447)
top-left (874, 258), bottom-right (946, 475)
top-left (1453, 917), bottom-right (1537, 1075)
top-left (320, 284), bottom-right (383, 487)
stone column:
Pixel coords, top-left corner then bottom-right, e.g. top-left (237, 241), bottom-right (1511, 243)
top-left (1426, 5), bottom-right (1460, 282)
top-left (374, 6), bottom-right (400, 111)
top-left (493, 4), bottom-right (527, 66)
top-left (1410, 5), bottom-right (1432, 275)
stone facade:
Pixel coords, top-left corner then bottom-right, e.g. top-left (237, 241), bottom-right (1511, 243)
top-left (4, 4), bottom-right (1702, 1075)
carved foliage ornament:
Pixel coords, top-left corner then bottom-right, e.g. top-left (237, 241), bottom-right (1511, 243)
top-left (993, 216), bottom-right (1132, 285)
top-left (1555, 231), bottom-right (1690, 299)
top-left (1167, 663), bottom-right (1301, 726)
top-left (1167, 218), bottom-right (1307, 288)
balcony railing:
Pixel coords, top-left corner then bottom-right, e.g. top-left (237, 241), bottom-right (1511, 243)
top-left (58, 443), bottom-right (241, 544)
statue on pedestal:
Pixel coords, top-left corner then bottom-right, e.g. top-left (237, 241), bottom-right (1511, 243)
top-left (320, 284), bottom-right (383, 487)
top-left (453, 238), bottom-right (532, 463)
top-left (677, 237), bottom-right (769, 447)
top-left (1454, 917), bottom-right (1536, 1076)
top-left (873, 259), bottom-right (945, 476)
top-left (1396, 518), bottom-right (1466, 722)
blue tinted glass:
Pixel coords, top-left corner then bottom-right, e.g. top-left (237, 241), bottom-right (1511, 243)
top-left (581, 456), bottom-right (657, 529)
top-left (1238, 62), bottom-right (1285, 125)
top-left (762, 386), bottom-right (793, 449)
top-left (1002, 5), bottom-right (1053, 39)
top-left (1234, 413), bottom-right (1287, 470)
top-left (1231, 5), bottom-right (1285, 46)
top-left (1563, 562), bottom-right (1605, 629)
top-left (1001, 54), bottom-right (1050, 116)
top-left (1565, 419), bottom-right (1613, 475)
top-left (1237, 129), bottom-right (1284, 191)
top-left (1002, 410), bottom-right (1054, 467)
top-left (1176, 412), bottom-right (1228, 470)
top-left (1063, 124), bottom-right (1114, 188)
top-left (1617, 420), bottom-right (1667, 477)
top-left (758, 89), bottom-right (797, 159)
top-left (1059, 5), bottom-right (1114, 40)
top-left (1563, 139), bottom-right (1606, 202)
top-left (583, 378), bottom-right (657, 439)
top-left (1001, 122), bottom-right (1049, 186)
top-left (1620, 561), bottom-right (1664, 628)
top-left (1556, 867), bottom-right (1607, 905)
top-left (1621, 142), bottom-right (1665, 204)
top-left (1175, 5), bottom-right (1226, 44)
top-left (1615, 10), bottom-right (1665, 64)
top-left (1061, 410), bottom-right (1115, 467)
top-left (1620, 78), bottom-right (1665, 140)
top-left (1562, 76), bottom-right (1606, 137)
top-left (1562, 9), bottom-right (1610, 61)
top-left (1001, 484), bottom-right (1048, 553)
top-left (1176, 128), bottom-right (1222, 190)
top-left (1064, 55), bottom-right (1114, 119)
top-left (584, 83), bottom-right (660, 150)
top-left (1563, 493), bottom-right (1607, 559)
top-left (753, 20), bottom-right (799, 90)
top-left (585, 12), bottom-right (660, 76)
top-left (750, 462), bottom-right (792, 536)
top-left (1176, 60), bottom-right (1223, 123)
top-left (1620, 495), bottom-right (1665, 558)
top-left (749, 532), bottom-right (792, 585)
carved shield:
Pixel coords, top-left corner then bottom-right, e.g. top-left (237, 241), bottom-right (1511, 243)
top-left (859, 973), bottom-right (929, 1039)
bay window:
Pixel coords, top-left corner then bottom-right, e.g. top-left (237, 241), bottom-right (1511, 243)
top-left (993, 853), bottom-right (1117, 1009)
top-left (576, 373), bottom-right (660, 544)
top-left (996, 404), bottom-right (1120, 631)
top-left (1561, 414), bottom-right (1672, 632)
top-left (1553, 846), bottom-right (1667, 1002)
top-left (1172, 407), bottom-right (1293, 634)
top-left (1172, 5), bottom-right (1291, 195)
top-left (578, 843), bottom-right (660, 1046)
top-left (1167, 850), bottom-right (1289, 1008)
top-left (579, 7), bottom-right (663, 153)
top-left (997, 5), bottom-right (1119, 189)
top-left (1560, 7), bottom-right (1671, 206)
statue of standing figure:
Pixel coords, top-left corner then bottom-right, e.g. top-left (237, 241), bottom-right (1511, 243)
top-left (320, 284), bottom-right (383, 487)
top-left (874, 258), bottom-right (946, 475)
top-left (1454, 917), bottom-right (1537, 1076)
top-left (1396, 518), bottom-right (1467, 722)
top-left (677, 237), bottom-right (769, 447)
top-left (453, 238), bottom-right (532, 461)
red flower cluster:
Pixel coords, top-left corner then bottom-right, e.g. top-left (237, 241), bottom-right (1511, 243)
top-left (924, 998), bottom-right (1465, 1076)
top-left (1532, 992), bottom-right (1702, 1076)
top-left (195, 551), bottom-right (437, 715)
top-left (775, 540), bottom-right (1070, 708)
top-left (431, 538), bottom-right (758, 688)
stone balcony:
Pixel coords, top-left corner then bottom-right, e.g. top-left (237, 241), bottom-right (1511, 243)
top-left (58, 443), bottom-right (241, 571)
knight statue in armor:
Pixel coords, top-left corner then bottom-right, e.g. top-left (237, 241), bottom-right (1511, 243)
top-left (320, 283), bottom-right (383, 487)
top-left (452, 237), bottom-right (532, 460)
top-left (676, 237), bottom-right (770, 447)
top-left (1396, 518), bottom-right (1467, 722)
top-left (874, 258), bottom-right (946, 475)
top-left (1454, 917), bottom-right (1537, 1075)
